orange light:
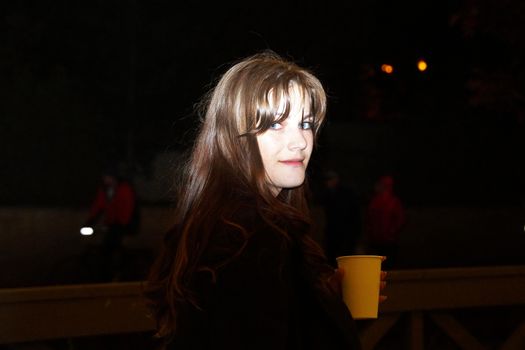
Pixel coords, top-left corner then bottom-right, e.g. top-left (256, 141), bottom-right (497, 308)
top-left (381, 64), bottom-right (394, 74)
top-left (417, 59), bottom-right (428, 72)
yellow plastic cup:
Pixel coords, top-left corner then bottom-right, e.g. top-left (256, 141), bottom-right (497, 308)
top-left (336, 255), bottom-right (383, 319)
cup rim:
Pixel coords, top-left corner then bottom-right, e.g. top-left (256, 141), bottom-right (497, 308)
top-left (335, 255), bottom-right (384, 261)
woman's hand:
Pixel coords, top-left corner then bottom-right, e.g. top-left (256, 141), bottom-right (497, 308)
top-left (380, 270), bottom-right (388, 303)
top-left (329, 256), bottom-right (388, 303)
top-left (327, 267), bottom-right (345, 297)
top-left (380, 256), bottom-right (388, 303)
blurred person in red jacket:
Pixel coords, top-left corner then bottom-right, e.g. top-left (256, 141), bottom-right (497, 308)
top-left (365, 175), bottom-right (405, 268)
top-left (84, 166), bottom-right (139, 280)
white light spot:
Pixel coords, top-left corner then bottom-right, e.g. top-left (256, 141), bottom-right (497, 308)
top-left (80, 227), bottom-right (94, 236)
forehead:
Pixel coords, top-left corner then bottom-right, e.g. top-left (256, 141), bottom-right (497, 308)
top-left (269, 82), bottom-right (311, 114)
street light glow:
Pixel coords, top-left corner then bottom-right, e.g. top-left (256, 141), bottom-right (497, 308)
top-left (417, 59), bottom-right (428, 72)
top-left (381, 64), bottom-right (394, 74)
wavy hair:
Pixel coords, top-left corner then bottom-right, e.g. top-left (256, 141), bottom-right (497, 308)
top-left (146, 51), bottom-right (334, 338)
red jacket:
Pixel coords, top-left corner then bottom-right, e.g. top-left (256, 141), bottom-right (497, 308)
top-left (366, 192), bottom-right (405, 244)
top-left (88, 182), bottom-right (135, 226)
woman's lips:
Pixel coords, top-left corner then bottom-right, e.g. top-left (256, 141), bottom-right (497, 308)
top-left (279, 159), bottom-right (304, 166)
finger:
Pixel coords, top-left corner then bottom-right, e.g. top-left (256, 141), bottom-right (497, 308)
top-left (380, 281), bottom-right (387, 290)
top-left (379, 295), bottom-right (388, 303)
top-left (381, 271), bottom-right (388, 280)
top-left (328, 268), bottom-right (343, 286)
top-left (328, 270), bottom-right (344, 296)
top-left (337, 267), bottom-right (345, 275)
top-left (381, 256), bottom-right (387, 262)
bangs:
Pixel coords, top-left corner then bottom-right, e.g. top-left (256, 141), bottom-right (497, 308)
top-left (248, 75), bottom-right (326, 135)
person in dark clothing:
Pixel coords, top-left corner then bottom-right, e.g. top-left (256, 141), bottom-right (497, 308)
top-left (147, 52), bottom-right (385, 349)
top-left (321, 171), bottom-right (362, 266)
top-left (163, 206), bottom-right (360, 350)
top-left (85, 168), bottom-right (140, 280)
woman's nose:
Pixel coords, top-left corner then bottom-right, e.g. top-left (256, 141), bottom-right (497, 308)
top-left (287, 127), bottom-right (307, 150)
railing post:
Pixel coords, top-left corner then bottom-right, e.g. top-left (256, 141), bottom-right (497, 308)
top-left (360, 313), bottom-right (401, 350)
top-left (409, 311), bottom-right (424, 350)
top-left (500, 320), bottom-right (525, 350)
top-left (429, 312), bottom-right (486, 350)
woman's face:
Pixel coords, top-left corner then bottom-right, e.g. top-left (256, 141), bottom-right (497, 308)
top-left (256, 84), bottom-right (314, 195)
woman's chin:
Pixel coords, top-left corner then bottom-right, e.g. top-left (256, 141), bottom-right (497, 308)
top-left (276, 179), bottom-right (306, 190)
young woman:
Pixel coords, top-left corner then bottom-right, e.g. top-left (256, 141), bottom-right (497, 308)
top-left (147, 52), bottom-right (373, 349)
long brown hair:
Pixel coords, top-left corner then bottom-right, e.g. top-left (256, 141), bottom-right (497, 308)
top-left (147, 51), bottom-right (334, 338)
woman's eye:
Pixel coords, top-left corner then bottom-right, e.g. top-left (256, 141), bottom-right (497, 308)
top-left (270, 122), bottom-right (282, 130)
top-left (300, 121), bottom-right (314, 130)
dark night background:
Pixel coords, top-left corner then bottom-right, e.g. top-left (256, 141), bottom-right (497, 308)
top-left (1, 0), bottom-right (525, 288)
top-left (2, 0), bottom-right (525, 206)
